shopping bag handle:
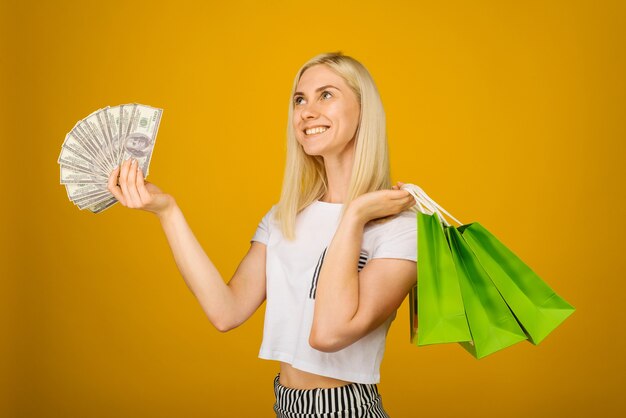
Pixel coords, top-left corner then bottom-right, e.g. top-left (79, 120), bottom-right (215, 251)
top-left (400, 183), bottom-right (463, 227)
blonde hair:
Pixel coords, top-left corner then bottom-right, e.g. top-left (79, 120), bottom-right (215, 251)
top-left (275, 51), bottom-right (393, 240)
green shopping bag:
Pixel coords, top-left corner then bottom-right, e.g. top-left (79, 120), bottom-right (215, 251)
top-left (402, 183), bottom-right (575, 358)
top-left (411, 211), bottom-right (471, 346)
top-left (458, 222), bottom-right (575, 345)
top-left (445, 226), bottom-right (528, 359)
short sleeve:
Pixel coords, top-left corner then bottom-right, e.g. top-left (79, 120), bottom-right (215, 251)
top-left (370, 212), bottom-right (417, 262)
top-left (250, 205), bottom-right (276, 245)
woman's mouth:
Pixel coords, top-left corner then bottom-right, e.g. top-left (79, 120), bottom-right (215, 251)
top-left (304, 126), bottom-right (330, 136)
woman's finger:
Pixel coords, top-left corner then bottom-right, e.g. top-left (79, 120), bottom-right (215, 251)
top-left (118, 158), bottom-right (132, 204)
top-left (405, 189), bottom-right (416, 203)
top-left (126, 158), bottom-right (142, 207)
top-left (135, 165), bottom-right (152, 203)
top-left (391, 189), bottom-right (411, 200)
top-left (107, 165), bottom-right (127, 206)
top-left (394, 189), bottom-right (415, 210)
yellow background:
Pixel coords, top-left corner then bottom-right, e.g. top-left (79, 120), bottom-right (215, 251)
top-left (2, 0), bottom-right (624, 416)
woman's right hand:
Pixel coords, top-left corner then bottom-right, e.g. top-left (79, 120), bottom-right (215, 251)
top-left (107, 157), bottom-right (175, 217)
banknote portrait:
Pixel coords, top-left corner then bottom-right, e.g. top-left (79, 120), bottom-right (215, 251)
top-left (124, 132), bottom-right (153, 158)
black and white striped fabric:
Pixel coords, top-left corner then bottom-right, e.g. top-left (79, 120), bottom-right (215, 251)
top-left (309, 249), bottom-right (369, 300)
top-left (273, 373), bottom-right (390, 418)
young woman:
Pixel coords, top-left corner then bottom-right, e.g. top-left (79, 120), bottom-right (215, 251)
top-left (107, 52), bottom-right (417, 418)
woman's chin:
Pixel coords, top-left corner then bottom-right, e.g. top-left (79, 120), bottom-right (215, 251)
top-left (298, 140), bottom-right (326, 156)
top-left (301, 147), bottom-right (325, 157)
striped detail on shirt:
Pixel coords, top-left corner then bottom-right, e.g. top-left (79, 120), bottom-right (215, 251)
top-left (309, 249), bottom-right (369, 300)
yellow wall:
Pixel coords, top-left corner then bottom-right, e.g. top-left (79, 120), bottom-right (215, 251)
top-left (2, 0), bottom-right (624, 416)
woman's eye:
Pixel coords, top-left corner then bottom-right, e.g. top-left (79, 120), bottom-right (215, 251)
top-left (321, 91), bottom-right (332, 99)
top-left (294, 97), bottom-right (304, 105)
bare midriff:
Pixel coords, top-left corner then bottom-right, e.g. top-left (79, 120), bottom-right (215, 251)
top-left (279, 362), bottom-right (352, 389)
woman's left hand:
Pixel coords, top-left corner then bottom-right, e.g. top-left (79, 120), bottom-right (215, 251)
top-left (347, 181), bottom-right (416, 225)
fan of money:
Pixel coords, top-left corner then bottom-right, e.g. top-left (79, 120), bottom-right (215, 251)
top-left (58, 103), bottom-right (163, 213)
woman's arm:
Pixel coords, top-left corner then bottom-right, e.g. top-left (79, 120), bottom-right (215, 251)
top-left (108, 157), bottom-right (267, 332)
top-left (157, 202), bottom-right (267, 332)
top-left (310, 189), bottom-right (416, 352)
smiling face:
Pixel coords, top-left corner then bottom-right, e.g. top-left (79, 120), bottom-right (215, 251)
top-left (292, 64), bottom-right (361, 158)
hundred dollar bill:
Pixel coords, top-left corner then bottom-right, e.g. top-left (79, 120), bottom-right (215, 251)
top-left (60, 132), bottom-right (110, 176)
top-left (60, 165), bottom-right (109, 184)
top-left (87, 196), bottom-right (118, 213)
top-left (64, 183), bottom-right (109, 201)
top-left (70, 120), bottom-right (109, 171)
top-left (81, 109), bottom-right (116, 172)
top-left (104, 105), bottom-right (122, 165)
top-left (119, 103), bottom-right (162, 177)
top-left (80, 189), bottom-right (111, 200)
top-left (59, 163), bottom-right (99, 177)
top-left (59, 103), bottom-right (163, 214)
top-left (58, 143), bottom-right (105, 176)
top-left (75, 191), bottom-right (113, 209)
top-left (116, 104), bottom-right (134, 164)
top-left (95, 106), bottom-right (118, 167)
top-left (69, 192), bottom-right (110, 208)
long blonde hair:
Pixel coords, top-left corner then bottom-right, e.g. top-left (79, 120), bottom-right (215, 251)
top-left (275, 51), bottom-right (392, 240)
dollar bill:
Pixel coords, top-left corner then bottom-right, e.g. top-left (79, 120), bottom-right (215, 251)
top-left (64, 183), bottom-right (110, 201)
top-left (88, 196), bottom-right (118, 213)
top-left (60, 165), bottom-right (109, 184)
top-left (60, 132), bottom-right (110, 176)
top-left (57, 103), bottom-right (163, 214)
top-left (82, 110), bottom-right (116, 172)
top-left (58, 143), bottom-right (104, 175)
top-left (119, 103), bottom-right (162, 177)
top-left (75, 192), bottom-right (114, 209)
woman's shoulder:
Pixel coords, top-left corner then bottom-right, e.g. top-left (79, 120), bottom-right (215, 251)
top-left (365, 210), bottom-right (417, 261)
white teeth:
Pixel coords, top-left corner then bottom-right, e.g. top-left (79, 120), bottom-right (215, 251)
top-left (305, 126), bottom-right (328, 135)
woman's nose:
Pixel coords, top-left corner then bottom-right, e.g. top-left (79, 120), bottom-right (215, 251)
top-left (300, 102), bottom-right (320, 119)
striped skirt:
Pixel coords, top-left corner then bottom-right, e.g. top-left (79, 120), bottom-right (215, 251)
top-left (273, 373), bottom-right (390, 418)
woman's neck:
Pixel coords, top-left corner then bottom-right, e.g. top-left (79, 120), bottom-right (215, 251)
top-left (320, 142), bottom-right (355, 203)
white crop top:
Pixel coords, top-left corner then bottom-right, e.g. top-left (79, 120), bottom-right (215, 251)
top-left (250, 200), bottom-right (417, 384)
